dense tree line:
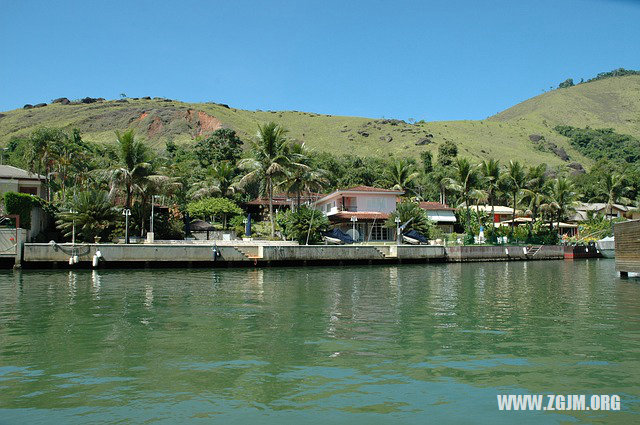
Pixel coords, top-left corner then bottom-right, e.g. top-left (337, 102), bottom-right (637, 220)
top-left (2, 122), bottom-right (639, 243)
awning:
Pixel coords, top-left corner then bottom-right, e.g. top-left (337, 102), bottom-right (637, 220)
top-left (426, 210), bottom-right (457, 223)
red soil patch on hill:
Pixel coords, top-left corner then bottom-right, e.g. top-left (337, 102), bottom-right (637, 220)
top-left (147, 116), bottom-right (164, 139)
top-left (185, 109), bottom-right (222, 136)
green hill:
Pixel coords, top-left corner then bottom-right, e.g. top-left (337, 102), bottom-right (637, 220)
top-left (1, 75), bottom-right (639, 168)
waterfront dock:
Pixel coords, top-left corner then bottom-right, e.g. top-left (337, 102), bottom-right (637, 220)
top-left (614, 220), bottom-right (640, 277)
top-left (13, 242), bottom-right (578, 268)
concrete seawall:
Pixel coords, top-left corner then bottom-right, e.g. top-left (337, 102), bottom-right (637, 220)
top-left (446, 245), bottom-right (565, 262)
top-left (17, 243), bottom-right (577, 268)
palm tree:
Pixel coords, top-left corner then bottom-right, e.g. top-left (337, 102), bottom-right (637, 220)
top-left (547, 177), bottom-right (579, 230)
top-left (190, 161), bottom-right (238, 199)
top-left (521, 164), bottom-right (549, 236)
top-left (383, 158), bottom-right (420, 195)
top-left (504, 160), bottom-right (526, 237)
top-left (592, 173), bottom-right (631, 220)
top-left (278, 143), bottom-right (328, 208)
top-left (56, 190), bottom-right (119, 242)
top-left (239, 122), bottom-right (293, 237)
top-left (108, 130), bottom-right (152, 243)
top-left (444, 158), bottom-right (483, 231)
top-left (24, 127), bottom-right (67, 201)
top-left (480, 159), bottom-right (500, 223)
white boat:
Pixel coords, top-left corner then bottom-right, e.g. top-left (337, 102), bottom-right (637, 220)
top-left (596, 236), bottom-right (615, 258)
top-left (402, 235), bottom-right (421, 245)
top-left (323, 236), bottom-right (343, 245)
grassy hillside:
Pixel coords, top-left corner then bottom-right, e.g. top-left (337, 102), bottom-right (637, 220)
top-left (1, 75), bottom-right (639, 168)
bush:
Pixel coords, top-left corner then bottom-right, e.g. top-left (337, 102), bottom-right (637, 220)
top-left (186, 197), bottom-right (243, 228)
top-left (527, 221), bottom-right (559, 245)
top-left (153, 213), bottom-right (185, 240)
top-left (3, 192), bottom-right (40, 229)
top-left (277, 206), bottom-right (329, 244)
top-left (386, 201), bottom-right (434, 238)
top-left (55, 190), bottom-right (120, 242)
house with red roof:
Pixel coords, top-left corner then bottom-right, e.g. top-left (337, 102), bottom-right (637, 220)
top-left (418, 201), bottom-right (457, 233)
top-left (314, 186), bottom-right (404, 242)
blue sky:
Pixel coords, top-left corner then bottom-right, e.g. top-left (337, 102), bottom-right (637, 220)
top-left (1, 0), bottom-right (639, 121)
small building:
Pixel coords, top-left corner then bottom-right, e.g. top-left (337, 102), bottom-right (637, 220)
top-left (245, 193), bottom-right (321, 221)
top-left (314, 186), bottom-right (404, 242)
top-left (470, 204), bottom-right (517, 223)
top-left (0, 165), bottom-right (46, 197)
top-left (570, 202), bottom-right (631, 222)
top-left (419, 202), bottom-right (456, 233)
top-left (0, 165), bottom-right (48, 241)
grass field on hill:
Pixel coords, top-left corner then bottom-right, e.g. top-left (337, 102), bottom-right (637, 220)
top-left (1, 75), bottom-right (639, 169)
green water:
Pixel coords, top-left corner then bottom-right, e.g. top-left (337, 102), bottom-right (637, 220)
top-left (0, 260), bottom-right (638, 424)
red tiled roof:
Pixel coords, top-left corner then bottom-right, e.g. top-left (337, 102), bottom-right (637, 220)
top-left (419, 201), bottom-right (455, 211)
top-left (342, 185), bottom-right (403, 193)
top-left (246, 198), bottom-right (291, 206)
top-left (329, 211), bottom-right (390, 221)
top-left (246, 193), bottom-right (323, 206)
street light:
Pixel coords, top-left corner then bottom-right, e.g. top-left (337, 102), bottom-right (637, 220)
top-left (122, 209), bottom-right (131, 244)
top-left (149, 195), bottom-right (161, 242)
top-left (70, 209), bottom-right (77, 246)
top-left (350, 216), bottom-right (358, 242)
top-left (395, 217), bottom-right (401, 245)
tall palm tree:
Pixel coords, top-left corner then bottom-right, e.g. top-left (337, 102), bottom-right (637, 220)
top-left (239, 122), bottom-right (293, 237)
top-left (521, 163), bottom-right (549, 236)
top-left (383, 158), bottom-right (420, 195)
top-left (444, 158), bottom-right (483, 231)
top-left (190, 161), bottom-right (238, 199)
top-left (504, 160), bottom-right (526, 237)
top-left (24, 127), bottom-right (66, 201)
top-left (592, 173), bottom-right (631, 220)
top-left (547, 177), bottom-right (579, 230)
top-left (480, 159), bottom-right (500, 224)
top-left (108, 130), bottom-right (152, 243)
top-left (278, 142), bottom-right (328, 208)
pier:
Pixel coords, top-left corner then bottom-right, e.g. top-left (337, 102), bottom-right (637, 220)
top-left (614, 220), bottom-right (640, 277)
top-left (15, 242), bottom-right (574, 268)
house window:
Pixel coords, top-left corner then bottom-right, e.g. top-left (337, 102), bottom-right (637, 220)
top-left (19, 187), bottom-right (38, 196)
top-left (344, 197), bottom-right (357, 212)
top-left (366, 197), bottom-right (386, 212)
top-left (370, 222), bottom-right (388, 240)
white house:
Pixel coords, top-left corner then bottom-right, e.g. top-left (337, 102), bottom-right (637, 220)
top-left (314, 186), bottom-right (404, 242)
top-left (570, 202), bottom-right (631, 222)
top-left (419, 202), bottom-right (456, 233)
top-left (0, 165), bottom-right (48, 240)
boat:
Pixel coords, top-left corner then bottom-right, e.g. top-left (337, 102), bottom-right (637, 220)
top-left (596, 236), bottom-right (615, 258)
top-left (402, 230), bottom-right (428, 245)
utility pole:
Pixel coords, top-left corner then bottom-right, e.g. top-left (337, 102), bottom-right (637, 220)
top-left (123, 209), bottom-right (131, 244)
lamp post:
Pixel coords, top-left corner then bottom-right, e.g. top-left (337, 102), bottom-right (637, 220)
top-left (350, 216), bottom-right (358, 242)
top-left (149, 195), bottom-right (161, 243)
top-left (70, 209), bottom-right (77, 246)
top-left (395, 217), bottom-right (401, 245)
top-left (123, 209), bottom-right (131, 244)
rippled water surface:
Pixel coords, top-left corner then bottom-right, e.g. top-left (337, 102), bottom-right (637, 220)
top-left (0, 260), bottom-right (639, 424)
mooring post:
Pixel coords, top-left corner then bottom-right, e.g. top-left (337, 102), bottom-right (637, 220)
top-left (13, 229), bottom-right (23, 270)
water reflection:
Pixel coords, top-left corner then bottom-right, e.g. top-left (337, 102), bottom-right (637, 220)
top-left (0, 260), bottom-right (638, 424)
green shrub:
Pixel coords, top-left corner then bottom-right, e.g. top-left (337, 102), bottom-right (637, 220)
top-left (277, 206), bottom-right (329, 244)
top-left (385, 201), bottom-right (434, 238)
top-left (55, 190), bottom-right (120, 242)
top-left (3, 192), bottom-right (39, 229)
top-left (527, 221), bottom-right (559, 245)
top-left (186, 197), bottom-right (242, 228)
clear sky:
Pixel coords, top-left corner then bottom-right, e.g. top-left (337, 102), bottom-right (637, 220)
top-left (1, 0), bottom-right (639, 121)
